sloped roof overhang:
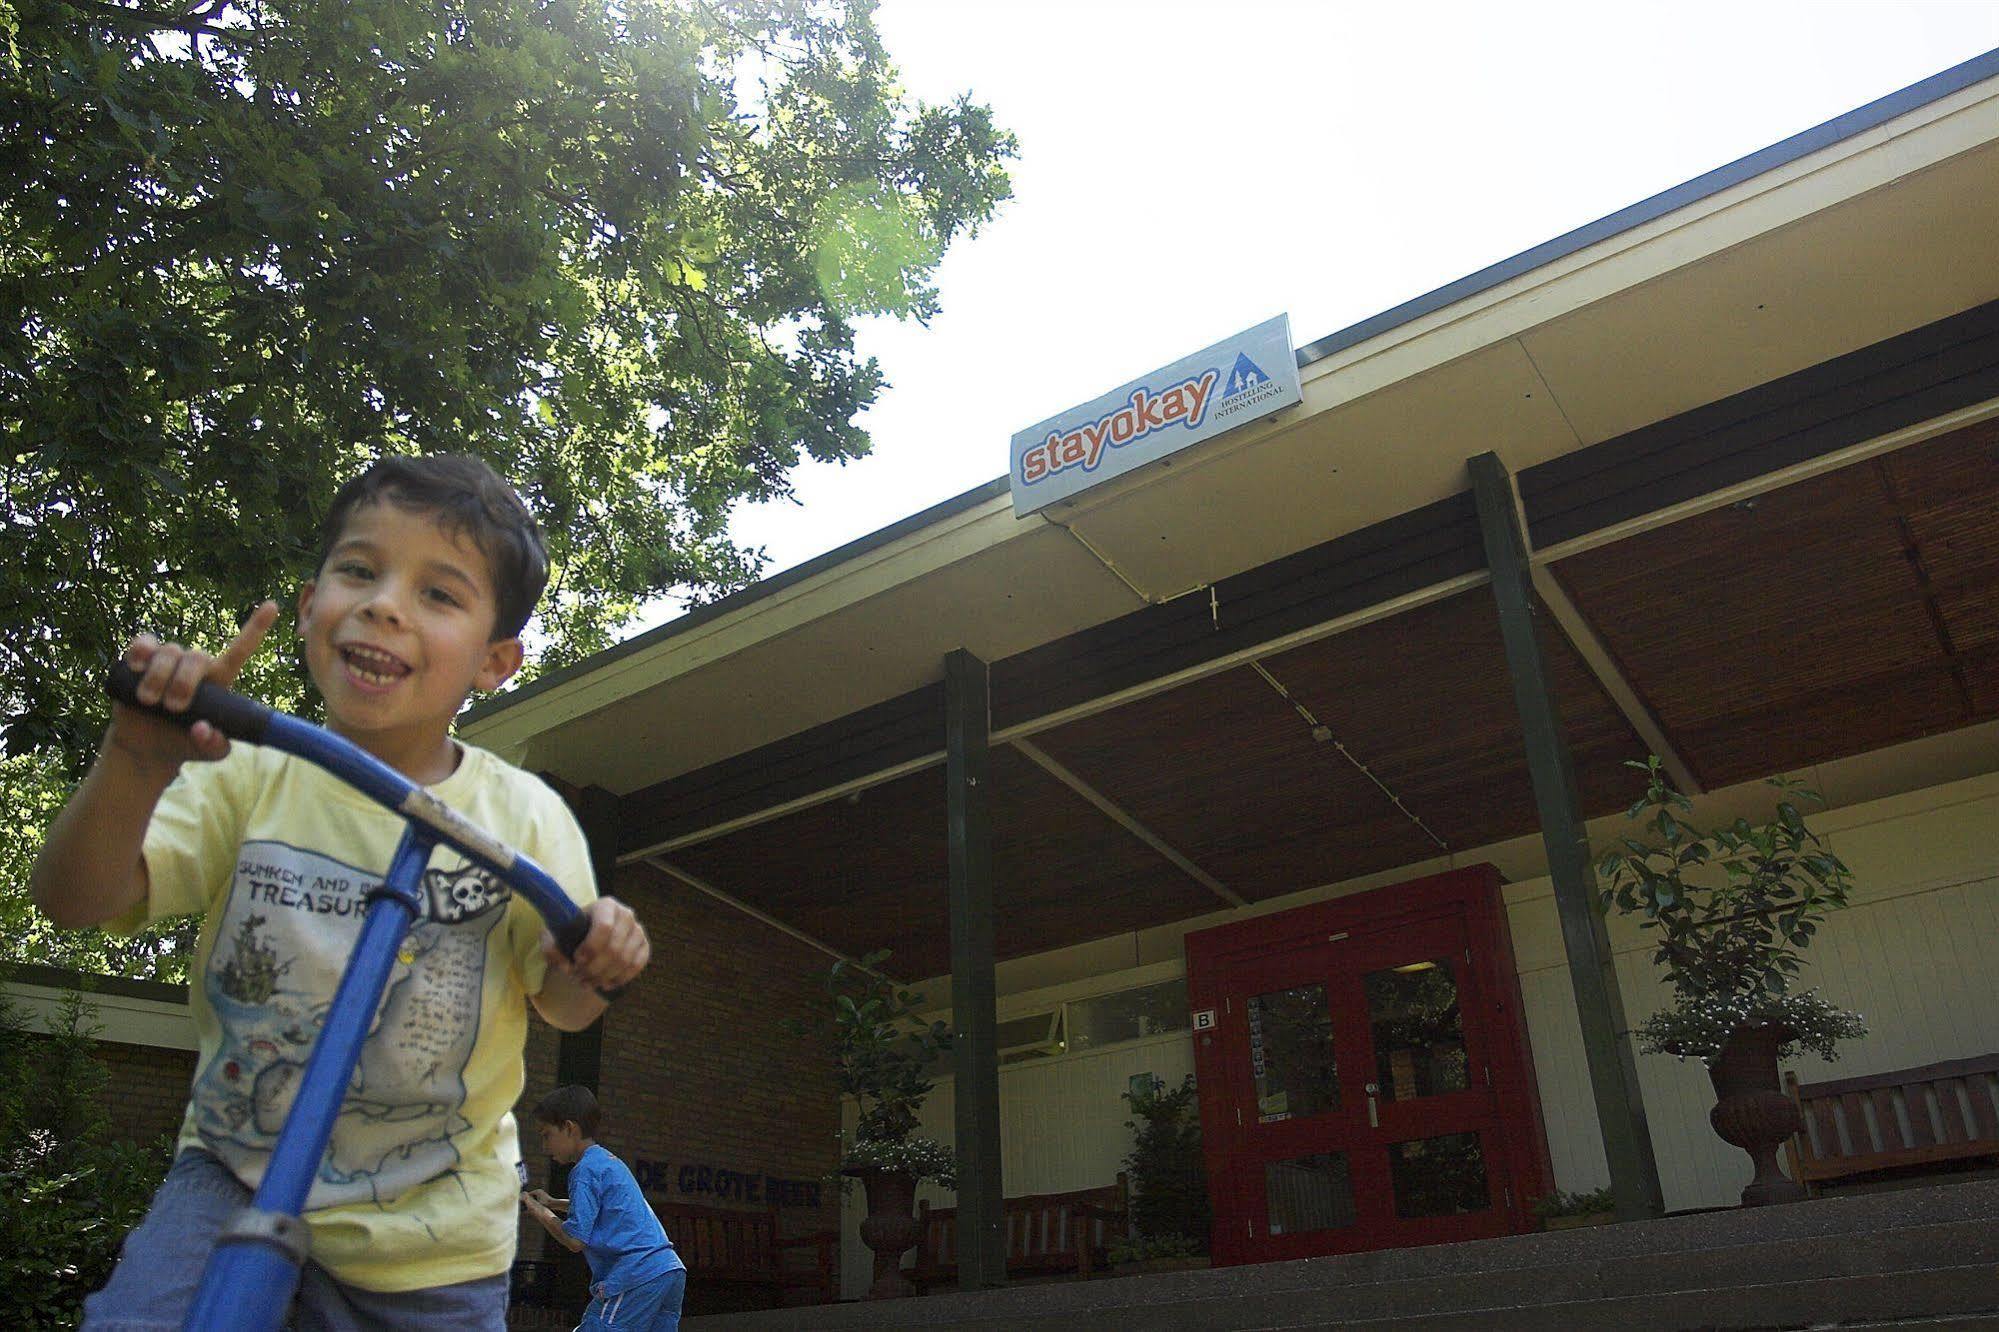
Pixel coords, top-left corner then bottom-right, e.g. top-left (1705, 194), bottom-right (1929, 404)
top-left (462, 50), bottom-right (1999, 814)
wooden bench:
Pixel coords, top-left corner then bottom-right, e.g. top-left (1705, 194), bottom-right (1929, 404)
top-left (1785, 1053), bottom-right (1999, 1192)
top-left (656, 1199), bottom-right (838, 1309)
top-left (915, 1175), bottom-right (1128, 1289)
top-left (509, 1202), bottom-right (837, 1316)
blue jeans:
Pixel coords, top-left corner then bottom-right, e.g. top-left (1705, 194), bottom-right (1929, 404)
top-left (83, 1148), bottom-right (510, 1331)
top-left (579, 1267), bottom-right (685, 1331)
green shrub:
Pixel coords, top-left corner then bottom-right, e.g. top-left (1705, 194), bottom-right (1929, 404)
top-left (0, 982), bottom-right (172, 1329)
top-left (1597, 757), bottom-right (1865, 1066)
top-left (1107, 1232), bottom-right (1201, 1264)
top-left (1531, 1185), bottom-right (1614, 1220)
top-left (1119, 1074), bottom-right (1210, 1253)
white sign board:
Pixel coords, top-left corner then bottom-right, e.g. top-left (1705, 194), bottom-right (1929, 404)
top-left (1009, 314), bottom-right (1303, 516)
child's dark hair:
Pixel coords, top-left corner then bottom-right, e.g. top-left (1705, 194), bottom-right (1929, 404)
top-left (316, 454), bottom-right (548, 639)
top-left (532, 1084), bottom-right (600, 1137)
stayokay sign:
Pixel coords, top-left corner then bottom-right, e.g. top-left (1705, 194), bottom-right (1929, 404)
top-left (1009, 314), bottom-right (1302, 517)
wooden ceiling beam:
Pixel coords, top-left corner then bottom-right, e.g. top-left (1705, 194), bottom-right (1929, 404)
top-left (643, 856), bottom-right (881, 974)
top-left (1532, 562), bottom-right (1701, 794)
top-left (1010, 738), bottom-right (1246, 909)
top-left (1487, 454), bottom-right (1701, 793)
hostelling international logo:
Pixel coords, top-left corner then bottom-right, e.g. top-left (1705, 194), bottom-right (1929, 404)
top-left (1009, 315), bottom-right (1301, 516)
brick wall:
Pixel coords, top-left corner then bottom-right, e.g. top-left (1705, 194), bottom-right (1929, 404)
top-left (93, 1039), bottom-right (198, 1146)
top-left (8, 1028), bottom-right (196, 1148)
top-left (510, 860), bottom-right (844, 1305)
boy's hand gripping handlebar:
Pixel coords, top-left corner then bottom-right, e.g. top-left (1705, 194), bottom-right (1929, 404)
top-left (104, 660), bottom-right (605, 971)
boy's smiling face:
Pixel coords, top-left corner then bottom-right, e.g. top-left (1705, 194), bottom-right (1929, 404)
top-left (297, 500), bottom-right (524, 780)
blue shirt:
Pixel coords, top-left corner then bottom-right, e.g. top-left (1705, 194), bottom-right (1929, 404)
top-left (562, 1144), bottom-right (684, 1295)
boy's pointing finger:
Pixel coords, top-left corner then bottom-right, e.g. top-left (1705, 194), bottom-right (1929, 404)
top-left (215, 600), bottom-right (280, 683)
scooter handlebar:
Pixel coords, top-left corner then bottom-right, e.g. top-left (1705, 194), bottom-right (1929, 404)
top-left (106, 656), bottom-right (273, 740)
top-left (106, 660), bottom-right (274, 745)
top-left (103, 659), bottom-right (619, 999)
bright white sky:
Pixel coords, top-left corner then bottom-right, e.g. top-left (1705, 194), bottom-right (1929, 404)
top-left (644, 0), bottom-right (1999, 629)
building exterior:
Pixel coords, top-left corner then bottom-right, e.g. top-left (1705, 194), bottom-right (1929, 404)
top-left (461, 46), bottom-right (1999, 1298)
top-left (18, 48), bottom-right (1999, 1310)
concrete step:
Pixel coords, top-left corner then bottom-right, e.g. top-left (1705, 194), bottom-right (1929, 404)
top-left (688, 1178), bottom-right (1999, 1331)
top-left (1834, 1316), bottom-right (1999, 1330)
top-left (1182, 1217), bottom-right (1999, 1328)
top-left (1247, 1261), bottom-right (1999, 1330)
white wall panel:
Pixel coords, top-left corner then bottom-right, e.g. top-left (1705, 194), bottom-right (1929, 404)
top-left (1506, 773), bottom-right (1999, 1211)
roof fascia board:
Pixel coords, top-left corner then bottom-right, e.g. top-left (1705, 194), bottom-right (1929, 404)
top-left (2, 969), bottom-right (196, 1052)
top-left (1522, 299), bottom-right (1999, 543)
top-left (464, 482), bottom-right (1023, 751)
top-left (1534, 395), bottom-right (1999, 566)
top-left (4, 962), bottom-right (189, 1005)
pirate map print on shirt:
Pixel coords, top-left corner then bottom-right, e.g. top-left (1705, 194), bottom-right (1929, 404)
top-left (130, 742), bottom-right (597, 1290)
top-left (191, 842), bottom-right (512, 1207)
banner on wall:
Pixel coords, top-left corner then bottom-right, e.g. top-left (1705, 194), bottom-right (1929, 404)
top-left (1009, 314), bottom-right (1303, 517)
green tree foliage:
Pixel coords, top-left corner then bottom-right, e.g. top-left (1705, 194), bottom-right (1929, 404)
top-left (0, 750), bottom-right (200, 975)
top-left (1, 0), bottom-right (1015, 976)
top-left (0, 981), bottom-right (174, 1327)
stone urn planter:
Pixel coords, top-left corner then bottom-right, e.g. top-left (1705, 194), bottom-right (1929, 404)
top-left (848, 1166), bottom-right (921, 1299)
top-left (1706, 1022), bottom-right (1807, 1206)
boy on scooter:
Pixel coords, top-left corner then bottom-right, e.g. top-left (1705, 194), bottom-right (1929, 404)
top-left (32, 454), bottom-right (650, 1330)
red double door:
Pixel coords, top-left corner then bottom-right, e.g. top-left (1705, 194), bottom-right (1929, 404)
top-left (1187, 865), bottom-right (1550, 1266)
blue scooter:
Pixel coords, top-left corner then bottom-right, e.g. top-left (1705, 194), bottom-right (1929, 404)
top-left (107, 662), bottom-right (608, 1332)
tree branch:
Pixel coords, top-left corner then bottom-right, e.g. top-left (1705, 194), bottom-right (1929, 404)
top-left (66, 0), bottom-right (249, 42)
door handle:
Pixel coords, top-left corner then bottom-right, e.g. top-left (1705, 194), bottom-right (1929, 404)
top-left (1364, 1082), bottom-right (1379, 1128)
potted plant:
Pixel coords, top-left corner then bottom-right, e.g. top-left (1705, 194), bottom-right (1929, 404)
top-left (1598, 758), bottom-right (1867, 1206)
top-left (1111, 1074), bottom-right (1211, 1273)
top-left (788, 950), bottom-right (953, 1299)
top-left (1531, 1186), bottom-right (1615, 1231)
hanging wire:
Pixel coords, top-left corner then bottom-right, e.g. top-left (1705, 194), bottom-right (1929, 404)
top-left (1247, 660), bottom-right (1450, 851)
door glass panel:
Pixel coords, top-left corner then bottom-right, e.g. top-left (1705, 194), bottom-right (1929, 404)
top-left (1389, 1132), bottom-right (1491, 1218)
top-left (1246, 984), bottom-right (1340, 1121)
top-left (1364, 959), bottom-right (1468, 1100)
top-left (1265, 1152), bottom-right (1356, 1235)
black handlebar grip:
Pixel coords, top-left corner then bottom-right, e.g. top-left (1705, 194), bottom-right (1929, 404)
top-left (549, 911), bottom-right (625, 1003)
top-left (551, 911), bottom-right (592, 958)
top-left (105, 660), bottom-right (274, 745)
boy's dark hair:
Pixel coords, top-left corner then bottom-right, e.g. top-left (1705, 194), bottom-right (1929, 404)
top-left (532, 1084), bottom-right (600, 1137)
top-left (316, 454), bottom-right (549, 640)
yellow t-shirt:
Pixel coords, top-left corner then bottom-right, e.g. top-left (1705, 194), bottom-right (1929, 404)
top-left (125, 740), bottom-right (597, 1292)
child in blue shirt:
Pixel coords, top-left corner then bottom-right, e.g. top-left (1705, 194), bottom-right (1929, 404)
top-left (523, 1085), bottom-right (686, 1330)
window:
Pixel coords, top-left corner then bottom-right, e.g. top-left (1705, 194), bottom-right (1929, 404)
top-left (997, 1009), bottom-right (1064, 1064)
top-left (925, 976), bottom-right (1193, 1074)
top-left (1066, 979), bottom-right (1190, 1051)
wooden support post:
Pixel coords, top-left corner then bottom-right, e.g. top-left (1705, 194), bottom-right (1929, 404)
top-left (1468, 452), bottom-right (1664, 1222)
top-left (543, 781), bottom-right (621, 1303)
top-left (556, 782), bottom-right (623, 1094)
top-left (945, 648), bottom-right (1006, 1288)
